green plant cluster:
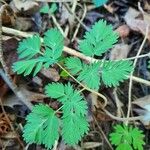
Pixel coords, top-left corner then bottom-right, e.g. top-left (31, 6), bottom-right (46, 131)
top-left (12, 19), bottom-right (141, 149)
top-left (109, 124), bottom-right (145, 150)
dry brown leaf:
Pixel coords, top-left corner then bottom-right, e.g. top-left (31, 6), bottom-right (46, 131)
top-left (116, 25), bottom-right (130, 38)
top-left (41, 68), bottom-right (60, 82)
top-left (14, 17), bottom-right (33, 31)
top-left (132, 95), bottom-right (150, 128)
top-left (1, 5), bottom-right (16, 26)
top-left (110, 43), bottom-right (131, 60)
top-left (125, 7), bottom-right (150, 42)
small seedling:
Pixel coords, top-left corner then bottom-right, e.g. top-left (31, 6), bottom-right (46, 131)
top-left (109, 124), bottom-right (145, 150)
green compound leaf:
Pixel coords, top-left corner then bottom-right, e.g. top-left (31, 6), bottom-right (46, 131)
top-left (45, 83), bottom-right (65, 98)
top-left (65, 57), bottom-right (83, 75)
top-left (17, 35), bottom-right (41, 59)
top-left (101, 60), bottom-right (133, 87)
top-left (77, 62), bottom-right (101, 90)
top-left (44, 28), bottom-right (64, 59)
top-left (79, 20), bottom-right (118, 57)
top-left (23, 104), bottom-right (59, 149)
top-left (92, 0), bottom-right (108, 7)
top-left (62, 113), bottom-right (89, 145)
top-left (109, 124), bottom-right (145, 150)
top-left (12, 28), bottom-right (64, 76)
top-left (45, 83), bottom-right (89, 145)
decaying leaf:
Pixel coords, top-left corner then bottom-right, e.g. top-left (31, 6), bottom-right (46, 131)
top-left (10, 0), bottom-right (41, 15)
top-left (133, 95), bottom-right (150, 128)
top-left (110, 43), bottom-right (131, 60)
top-left (125, 7), bottom-right (150, 42)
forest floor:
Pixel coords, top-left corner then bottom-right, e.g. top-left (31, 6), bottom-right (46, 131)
top-left (0, 0), bottom-right (150, 149)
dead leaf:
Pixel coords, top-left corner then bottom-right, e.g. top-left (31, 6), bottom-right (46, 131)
top-left (41, 68), bottom-right (60, 82)
top-left (1, 5), bottom-right (16, 26)
top-left (124, 7), bottom-right (150, 42)
top-left (110, 43), bottom-right (131, 60)
top-left (14, 17), bottom-right (33, 31)
top-left (116, 25), bottom-right (130, 38)
top-left (132, 95), bottom-right (150, 128)
top-left (10, 0), bottom-right (40, 15)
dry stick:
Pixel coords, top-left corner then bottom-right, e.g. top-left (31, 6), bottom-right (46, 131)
top-left (126, 26), bottom-right (149, 125)
top-left (93, 116), bottom-right (113, 150)
top-left (56, 63), bottom-right (108, 106)
top-left (0, 6), bottom-right (32, 110)
top-left (71, 4), bottom-right (87, 42)
top-left (64, 3), bottom-right (88, 30)
top-left (1, 26), bottom-right (148, 121)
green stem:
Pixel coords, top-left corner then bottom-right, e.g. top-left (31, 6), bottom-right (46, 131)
top-left (55, 105), bottom-right (64, 114)
top-left (56, 63), bottom-right (107, 107)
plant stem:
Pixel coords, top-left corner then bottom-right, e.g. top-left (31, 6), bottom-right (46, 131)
top-left (55, 105), bottom-right (64, 114)
top-left (56, 63), bottom-right (107, 107)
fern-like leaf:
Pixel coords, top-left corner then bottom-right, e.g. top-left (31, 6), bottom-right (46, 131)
top-left (13, 28), bottom-right (64, 76)
top-left (17, 35), bottom-right (41, 59)
top-left (65, 57), bottom-right (83, 75)
top-left (109, 124), bottom-right (145, 150)
top-left (44, 28), bottom-right (64, 59)
top-left (45, 83), bottom-right (89, 145)
top-left (79, 20), bottom-right (118, 57)
top-left (23, 104), bottom-right (59, 149)
top-left (45, 83), bottom-right (65, 98)
top-left (77, 62), bottom-right (101, 90)
top-left (101, 60), bottom-right (133, 87)
top-left (62, 113), bottom-right (89, 145)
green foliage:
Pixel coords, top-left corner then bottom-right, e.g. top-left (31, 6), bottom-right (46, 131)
top-left (23, 83), bottom-right (89, 149)
top-left (109, 124), bottom-right (145, 150)
top-left (23, 104), bottom-right (59, 149)
top-left (77, 62), bottom-right (101, 90)
top-left (40, 3), bottom-right (57, 14)
top-left (79, 20), bottom-right (118, 57)
top-left (92, 0), bottom-right (108, 7)
top-left (12, 28), bottom-right (64, 76)
top-left (101, 60), bottom-right (133, 87)
top-left (65, 57), bottom-right (133, 89)
top-left (12, 19), bottom-right (136, 149)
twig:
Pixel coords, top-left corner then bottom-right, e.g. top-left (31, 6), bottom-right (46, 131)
top-left (56, 63), bottom-right (108, 106)
top-left (93, 116), bottom-right (113, 150)
top-left (126, 25), bottom-right (149, 125)
top-left (71, 4), bottom-right (87, 42)
top-left (51, 15), bottom-right (66, 37)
